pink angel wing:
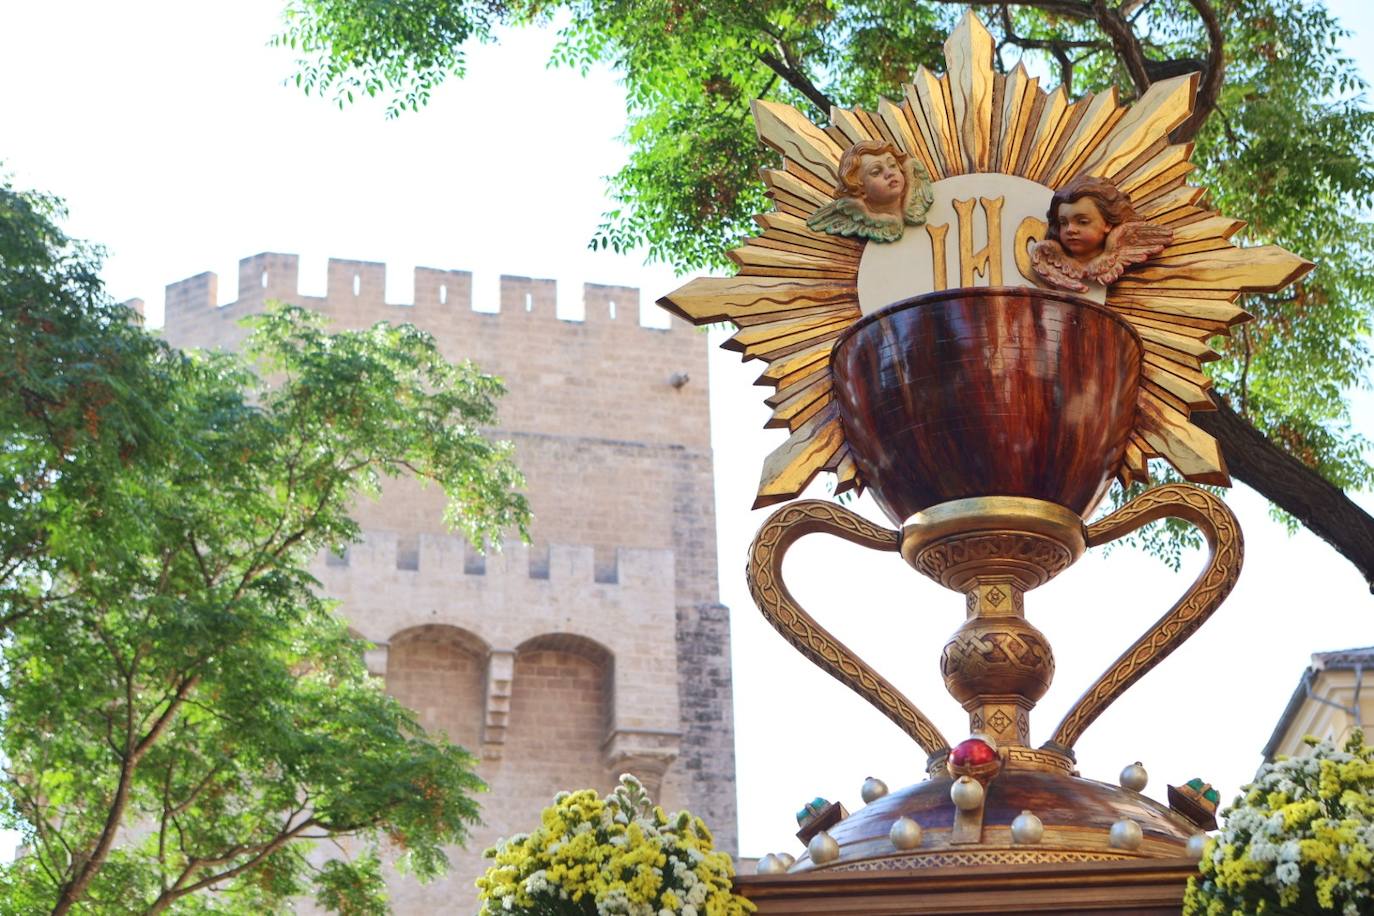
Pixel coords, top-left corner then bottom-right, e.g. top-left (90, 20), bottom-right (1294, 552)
top-left (1087, 220), bottom-right (1174, 285)
top-left (1029, 238), bottom-right (1089, 293)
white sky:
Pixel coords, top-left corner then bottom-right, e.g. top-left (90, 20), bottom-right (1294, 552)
top-left (2, 0), bottom-right (1371, 862)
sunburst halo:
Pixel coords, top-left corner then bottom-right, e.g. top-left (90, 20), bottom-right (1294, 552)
top-left (659, 11), bottom-right (1311, 510)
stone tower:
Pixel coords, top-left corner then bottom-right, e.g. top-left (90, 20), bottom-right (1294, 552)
top-left (155, 252), bottom-right (737, 909)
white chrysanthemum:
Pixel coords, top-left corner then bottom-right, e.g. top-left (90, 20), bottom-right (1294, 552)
top-left (1275, 862), bottom-right (1300, 885)
top-left (599, 889), bottom-right (631, 914)
top-left (1229, 808), bottom-right (1263, 833)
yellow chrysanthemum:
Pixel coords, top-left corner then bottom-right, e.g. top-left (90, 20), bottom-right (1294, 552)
top-left (1185, 731), bottom-right (1374, 916)
top-left (476, 776), bottom-right (756, 916)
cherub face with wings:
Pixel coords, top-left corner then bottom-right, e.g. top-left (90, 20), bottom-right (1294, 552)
top-left (806, 140), bottom-right (934, 243)
top-left (1046, 177), bottom-right (1136, 260)
top-left (1030, 175), bottom-right (1174, 292)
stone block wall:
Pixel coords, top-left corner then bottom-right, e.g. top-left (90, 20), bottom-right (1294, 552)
top-left (157, 253), bottom-right (738, 910)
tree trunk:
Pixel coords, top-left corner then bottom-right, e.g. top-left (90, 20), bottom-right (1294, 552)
top-left (1195, 392), bottom-right (1374, 593)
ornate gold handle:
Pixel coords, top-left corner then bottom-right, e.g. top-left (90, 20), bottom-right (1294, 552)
top-left (748, 500), bottom-right (950, 757)
top-left (1046, 484), bottom-right (1243, 752)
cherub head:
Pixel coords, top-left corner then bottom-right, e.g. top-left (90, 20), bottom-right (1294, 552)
top-left (808, 140), bottom-right (933, 243)
top-left (1030, 175), bottom-right (1171, 292)
top-left (1045, 176), bottom-right (1138, 260)
top-left (834, 140), bottom-right (911, 218)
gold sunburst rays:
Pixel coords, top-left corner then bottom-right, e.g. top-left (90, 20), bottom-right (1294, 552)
top-left (657, 10), bottom-right (1312, 510)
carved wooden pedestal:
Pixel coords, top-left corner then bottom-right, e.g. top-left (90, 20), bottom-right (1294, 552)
top-left (737, 858), bottom-right (1195, 915)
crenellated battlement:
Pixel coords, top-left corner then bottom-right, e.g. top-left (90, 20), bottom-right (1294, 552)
top-left (162, 252), bottom-right (679, 331)
top-left (157, 252), bottom-right (712, 453)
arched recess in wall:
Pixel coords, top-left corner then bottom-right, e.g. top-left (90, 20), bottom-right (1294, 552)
top-left (385, 624), bottom-right (489, 751)
top-left (504, 633), bottom-right (615, 796)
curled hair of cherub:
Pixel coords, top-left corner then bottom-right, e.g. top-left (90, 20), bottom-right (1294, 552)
top-left (834, 141), bottom-right (910, 198)
top-left (1045, 175), bottom-right (1138, 242)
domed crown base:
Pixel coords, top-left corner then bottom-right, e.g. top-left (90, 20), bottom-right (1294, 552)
top-left (789, 768), bottom-right (1201, 874)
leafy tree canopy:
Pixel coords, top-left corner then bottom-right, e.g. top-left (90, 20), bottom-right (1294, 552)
top-left (0, 179), bottom-right (530, 913)
top-left (275, 0), bottom-right (1374, 584)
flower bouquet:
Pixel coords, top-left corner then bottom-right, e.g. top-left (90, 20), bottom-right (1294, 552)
top-left (476, 775), bottom-right (756, 916)
top-left (1185, 731), bottom-right (1374, 916)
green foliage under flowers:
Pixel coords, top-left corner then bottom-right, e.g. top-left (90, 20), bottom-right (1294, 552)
top-left (476, 775), bottom-right (755, 916)
top-left (1185, 731), bottom-right (1374, 916)
top-left (1, 178), bottom-right (530, 913)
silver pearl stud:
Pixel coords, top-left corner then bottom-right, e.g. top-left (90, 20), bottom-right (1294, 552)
top-left (889, 816), bottom-right (922, 850)
top-left (1010, 810), bottom-right (1044, 844)
top-left (808, 830), bottom-right (839, 864)
top-left (861, 776), bottom-right (890, 804)
top-left (755, 853), bottom-right (786, 875)
top-left (950, 775), bottom-right (985, 811)
top-left (1119, 761), bottom-right (1148, 792)
top-left (1109, 818), bottom-right (1143, 851)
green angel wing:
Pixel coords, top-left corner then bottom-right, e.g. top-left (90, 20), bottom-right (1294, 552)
top-left (806, 196), bottom-right (904, 243)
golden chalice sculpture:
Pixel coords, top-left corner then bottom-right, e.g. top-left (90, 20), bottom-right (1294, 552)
top-left (661, 12), bottom-right (1311, 878)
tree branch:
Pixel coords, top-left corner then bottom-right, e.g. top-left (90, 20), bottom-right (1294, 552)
top-left (1195, 393), bottom-right (1374, 593)
top-left (934, 0), bottom-right (1094, 19)
top-left (51, 662), bottom-right (141, 915)
top-left (149, 811), bottom-right (319, 913)
top-left (1092, 0), bottom-right (1151, 95)
top-left (51, 668), bottom-right (201, 914)
top-left (9, 774), bottom-right (71, 887)
top-left (1173, 0), bottom-right (1225, 141)
top-left (994, 5), bottom-right (1105, 94)
top-left (166, 762), bottom-right (226, 821)
top-left (1121, 0), bottom-right (1154, 19)
top-left (756, 47), bottom-right (833, 115)
top-left (1054, 46), bottom-right (1076, 94)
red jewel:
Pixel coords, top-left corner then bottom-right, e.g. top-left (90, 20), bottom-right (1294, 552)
top-left (951, 737), bottom-right (997, 767)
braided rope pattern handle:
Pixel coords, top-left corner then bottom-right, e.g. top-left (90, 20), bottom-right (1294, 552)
top-left (747, 499), bottom-right (950, 756)
top-left (1048, 484), bottom-right (1243, 751)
